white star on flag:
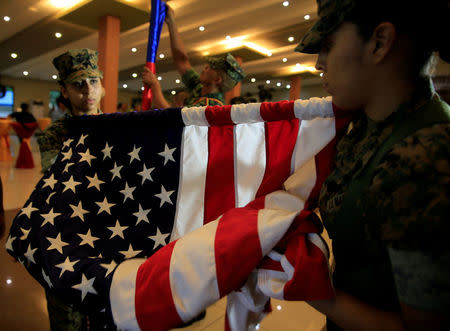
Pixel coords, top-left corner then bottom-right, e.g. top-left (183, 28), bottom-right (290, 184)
top-left (137, 164), bottom-right (154, 184)
top-left (128, 145), bottom-right (142, 164)
top-left (42, 174), bottom-right (58, 190)
top-left (24, 244), bottom-right (37, 264)
top-left (20, 202), bottom-right (38, 219)
top-left (133, 204), bottom-right (151, 225)
top-left (70, 201), bottom-right (89, 221)
top-left (20, 228), bottom-right (31, 240)
top-left (78, 229), bottom-right (100, 248)
top-left (100, 260), bottom-right (117, 277)
top-left (78, 148), bottom-right (96, 166)
top-left (110, 162), bottom-right (123, 181)
top-left (158, 144), bottom-right (176, 165)
top-left (5, 235), bottom-right (15, 251)
top-left (41, 208), bottom-right (62, 227)
top-left (61, 148), bottom-right (73, 161)
top-left (56, 257), bottom-right (79, 278)
top-left (119, 244), bottom-right (142, 259)
top-left (120, 182), bottom-right (136, 202)
top-left (63, 162), bottom-right (74, 173)
top-left (62, 176), bottom-right (82, 194)
top-left (72, 274), bottom-right (97, 301)
top-left (155, 185), bottom-right (175, 207)
top-left (86, 173), bottom-right (104, 191)
top-left (148, 227), bottom-right (170, 249)
top-left (107, 220), bottom-right (128, 239)
top-left (46, 192), bottom-right (56, 205)
top-left (101, 142), bottom-right (113, 160)
top-left (42, 269), bottom-right (53, 288)
top-left (77, 133), bottom-right (88, 146)
top-left (95, 197), bottom-right (115, 215)
top-left (46, 233), bottom-right (69, 254)
top-left (62, 138), bottom-right (74, 149)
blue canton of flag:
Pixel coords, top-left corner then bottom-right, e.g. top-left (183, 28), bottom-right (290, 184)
top-left (6, 109), bottom-right (184, 321)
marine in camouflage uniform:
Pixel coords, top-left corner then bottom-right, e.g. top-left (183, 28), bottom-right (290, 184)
top-left (296, 0), bottom-right (450, 329)
top-left (38, 49), bottom-right (104, 330)
top-left (182, 53), bottom-right (245, 107)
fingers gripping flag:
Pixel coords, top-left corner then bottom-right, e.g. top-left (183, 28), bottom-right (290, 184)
top-left (6, 98), bottom-right (351, 330)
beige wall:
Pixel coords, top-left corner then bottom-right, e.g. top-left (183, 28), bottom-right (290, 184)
top-left (1, 75), bottom-right (142, 115)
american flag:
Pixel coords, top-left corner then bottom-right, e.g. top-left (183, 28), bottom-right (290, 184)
top-left (6, 98), bottom-right (350, 330)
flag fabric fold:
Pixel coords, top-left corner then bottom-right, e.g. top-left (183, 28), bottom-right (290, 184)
top-left (6, 97), bottom-right (350, 330)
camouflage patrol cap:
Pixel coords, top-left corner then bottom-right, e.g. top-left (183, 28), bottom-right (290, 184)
top-left (205, 53), bottom-right (245, 92)
top-left (53, 48), bottom-right (103, 84)
top-left (295, 0), bottom-right (356, 54)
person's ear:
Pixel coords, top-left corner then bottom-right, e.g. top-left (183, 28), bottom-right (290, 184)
top-left (101, 86), bottom-right (105, 98)
top-left (214, 73), bottom-right (223, 86)
top-left (370, 22), bottom-right (396, 64)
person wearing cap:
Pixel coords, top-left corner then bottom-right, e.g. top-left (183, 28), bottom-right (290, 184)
top-left (142, 5), bottom-right (245, 109)
top-left (294, 0), bottom-right (450, 330)
top-left (38, 48), bottom-right (104, 173)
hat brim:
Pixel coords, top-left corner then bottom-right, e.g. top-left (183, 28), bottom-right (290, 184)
top-left (64, 69), bottom-right (104, 84)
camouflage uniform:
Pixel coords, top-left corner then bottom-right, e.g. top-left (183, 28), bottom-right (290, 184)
top-left (182, 53), bottom-right (245, 107)
top-left (38, 49), bottom-right (104, 330)
top-left (296, 0), bottom-right (450, 328)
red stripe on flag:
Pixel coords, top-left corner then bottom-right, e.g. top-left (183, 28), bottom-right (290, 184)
top-left (214, 207), bottom-right (261, 297)
top-left (260, 100), bottom-right (295, 122)
top-left (205, 105), bottom-right (233, 125)
top-left (204, 125), bottom-right (235, 224)
top-left (135, 241), bottom-right (182, 331)
top-left (255, 119), bottom-right (300, 197)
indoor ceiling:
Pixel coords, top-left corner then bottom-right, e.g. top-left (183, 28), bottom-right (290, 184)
top-left (0, 0), bottom-right (323, 95)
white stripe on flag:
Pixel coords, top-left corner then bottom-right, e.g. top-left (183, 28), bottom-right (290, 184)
top-left (284, 157), bottom-right (317, 202)
top-left (181, 106), bottom-right (208, 126)
top-left (110, 258), bottom-right (146, 331)
top-left (171, 126), bottom-right (209, 241)
top-left (230, 102), bottom-right (264, 124)
top-left (235, 122), bottom-right (266, 208)
top-left (170, 219), bottom-right (221, 322)
top-left (293, 97), bottom-right (333, 120)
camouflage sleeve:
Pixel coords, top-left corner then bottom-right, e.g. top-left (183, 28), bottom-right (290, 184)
top-left (369, 123), bottom-right (450, 310)
top-left (37, 118), bottom-right (69, 173)
top-left (181, 68), bottom-right (202, 95)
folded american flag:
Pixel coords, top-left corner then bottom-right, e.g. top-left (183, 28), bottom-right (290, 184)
top-left (6, 98), bottom-right (350, 330)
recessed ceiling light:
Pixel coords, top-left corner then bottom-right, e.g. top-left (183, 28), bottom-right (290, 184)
top-left (286, 84), bottom-right (291, 89)
top-left (52, 75), bottom-right (58, 80)
top-left (132, 73), bottom-right (138, 78)
top-left (282, 57), bottom-right (287, 62)
top-left (226, 35), bottom-right (231, 40)
top-left (267, 52), bottom-right (272, 57)
top-left (320, 73), bottom-right (324, 77)
top-left (288, 36), bottom-right (295, 42)
top-left (55, 32), bottom-right (62, 38)
top-left (203, 51), bottom-right (210, 56)
top-left (131, 47), bottom-right (137, 53)
top-left (175, 79), bottom-right (180, 84)
top-left (157, 76), bottom-right (162, 81)
top-left (6, 278), bottom-right (12, 285)
top-left (10, 53), bottom-right (18, 59)
top-left (141, 86), bottom-right (145, 91)
top-left (199, 26), bottom-right (205, 31)
top-left (23, 71), bottom-right (29, 76)
top-left (282, 1), bottom-right (289, 7)
top-left (251, 78), bottom-right (256, 83)
top-left (171, 90), bottom-right (176, 95)
top-left (123, 84), bottom-right (128, 88)
top-left (266, 80), bottom-right (271, 84)
top-left (4, 16), bottom-right (11, 22)
top-left (277, 305), bottom-right (282, 310)
top-left (255, 324), bottom-right (260, 330)
top-left (304, 14), bottom-right (311, 20)
top-left (159, 53), bottom-right (165, 59)
top-left (276, 82), bottom-right (282, 87)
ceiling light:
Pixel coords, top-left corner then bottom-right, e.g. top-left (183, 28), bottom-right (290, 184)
top-left (6, 278), bottom-right (12, 285)
top-left (23, 71), bottom-right (29, 76)
top-left (282, 58), bottom-right (287, 62)
top-left (266, 80), bottom-right (271, 84)
top-left (320, 73), bottom-right (324, 77)
top-left (10, 53), bottom-right (18, 59)
top-left (277, 305), bottom-right (282, 310)
top-left (123, 84), bottom-right (128, 88)
top-left (255, 324), bottom-right (260, 330)
top-left (288, 36), bottom-right (294, 42)
top-left (199, 26), bottom-right (205, 31)
top-left (304, 14), bottom-right (311, 20)
top-left (251, 78), bottom-right (256, 83)
top-left (159, 53), bottom-right (165, 59)
top-left (157, 76), bottom-right (162, 81)
top-left (52, 75), bottom-right (58, 80)
top-left (132, 73), bottom-right (138, 78)
top-left (141, 86), bottom-right (145, 91)
top-left (171, 90), bottom-right (176, 95)
top-left (276, 82), bottom-right (282, 87)
top-left (4, 16), bottom-right (11, 22)
top-left (291, 63), bottom-right (317, 73)
top-left (286, 84), bottom-right (291, 89)
top-left (226, 35), bottom-right (231, 40)
top-left (175, 79), bottom-right (180, 84)
top-left (55, 32), bottom-right (62, 38)
top-left (50, 0), bottom-right (83, 8)
top-left (203, 51), bottom-right (210, 56)
top-left (131, 47), bottom-right (137, 53)
top-left (282, 1), bottom-right (290, 7)
top-left (267, 52), bottom-right (272, 56)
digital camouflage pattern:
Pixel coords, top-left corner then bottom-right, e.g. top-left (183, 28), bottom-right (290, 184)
top-left (53, 49), bottom-right (103, 84)
top-left (206, 53), bottom-right (245, 92)
top-left (181, 68), bottom-right (225, 107)
top-left (318, 79), bottom-right (450, 312)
